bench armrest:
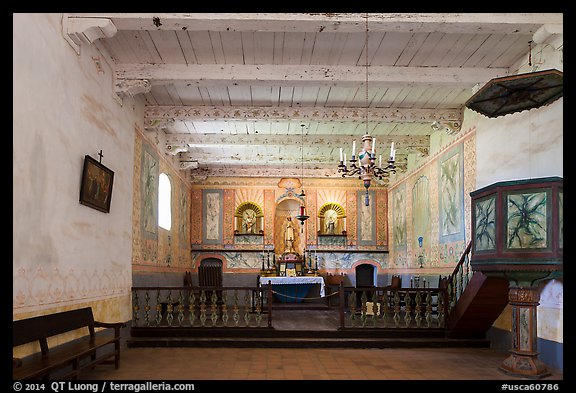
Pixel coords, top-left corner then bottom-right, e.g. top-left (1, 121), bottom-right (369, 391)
top-left (94, 321), bottom-right (126, 336)
top-left (13, 357), bottom-right (22, 369)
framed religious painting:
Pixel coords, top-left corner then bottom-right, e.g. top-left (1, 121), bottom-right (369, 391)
top-left (79, 155), bottom-right (114, 213)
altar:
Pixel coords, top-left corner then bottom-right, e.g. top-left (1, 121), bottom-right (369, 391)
top-left (260, 276), bottom-right (325, 303)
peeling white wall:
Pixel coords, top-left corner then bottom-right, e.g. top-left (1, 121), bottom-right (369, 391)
top-left (13, 13), bottom-right (143, 322)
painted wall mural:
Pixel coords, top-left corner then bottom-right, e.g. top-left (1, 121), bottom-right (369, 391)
top-left (204, 191), bottom-right (222, 243)
top-left (393, 185), bottom-right (407, 247)
top-left (321, 252), bottom-right (387, 270)
top-left (439, 145), bottom-right (464, 242)
top-left (358, 190), bottom-right (375, 244)
top-left (141, 145), bottom-right (158, 238)
top-left (506, 191), bottom-right (547, 249)
top-left (387, 128), bottom-right (476, 270)
top-left (178, 185), bottom-right (189, 248)
top-left (412, 175), bottom-right (431, 266)
top-left (474, 196), bottom-right (496, 251)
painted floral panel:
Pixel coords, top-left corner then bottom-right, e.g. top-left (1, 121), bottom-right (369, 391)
top-left (440, 151), bottom-right (462, 236)
top-left (474, 196), bottom-right (496, 251)
top-left (507, 192), bottom-right (547, 249)
top-left (393, 189), bottom-right (406, 246)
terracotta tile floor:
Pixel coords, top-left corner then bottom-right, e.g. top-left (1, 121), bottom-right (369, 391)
top-left (79, 347), bottom-right (563, 381)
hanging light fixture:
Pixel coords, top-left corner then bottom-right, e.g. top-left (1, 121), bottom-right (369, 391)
top-left (337, 13), bottom-right (396, 206)
top-left (295, 124), bottom-right (309, 226)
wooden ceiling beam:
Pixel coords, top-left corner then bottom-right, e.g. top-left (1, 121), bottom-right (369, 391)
top-left (145, 106), bottom-right (462, 124)
top-left (117, 63), bottom-right (508, 88)
top-left (67, 13), bottom-right (562, 34)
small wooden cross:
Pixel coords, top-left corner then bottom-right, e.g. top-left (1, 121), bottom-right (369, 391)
top-left (98, 150), bottom-right (103, 163)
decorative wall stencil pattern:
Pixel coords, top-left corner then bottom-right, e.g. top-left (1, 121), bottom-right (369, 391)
top-left (190, 190), bottom-right (203, 244)
top-left (13, 265), bottom-right (130, 310)
top-left (306, 189), bottom-right (317, 245)
top-left (234, 235), bottom-right (264, 245)
top-left (346, 191), bottom-right (357, 245)
top-left (223, 189), bottom-right (235, 244)
top-left (474, 196), bottom-right (497, 251)
top-left (519, 308), bottom-right (531, 351)
top-left (264, 190), bottom-right (275, 245)
top-left (439, 145), bottom-right (464, 241)
top-left (376, 191), bottom-right (388, 246)
top-left (507, 192), bottom-right (547, 249)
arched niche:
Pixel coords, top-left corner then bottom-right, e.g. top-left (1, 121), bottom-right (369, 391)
top-left (318, 202), bottom-right (346, 235)
top-left (274, 198), bottom-right (303, 256)
top-left (234, 202), bottom-right (264, 234)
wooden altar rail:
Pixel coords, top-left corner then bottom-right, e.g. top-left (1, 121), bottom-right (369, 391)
top-left (336, 283), bottom-right (449, 329)
top-left (131, 285), bottom-right (273, 328)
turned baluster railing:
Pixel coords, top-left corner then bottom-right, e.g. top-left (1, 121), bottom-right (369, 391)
top-left (339, 285), bottom-right (447, 329)
top-left (131, 285), bottom-right (273, 328)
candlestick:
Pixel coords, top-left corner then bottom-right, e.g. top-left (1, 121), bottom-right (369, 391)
top-left (267, 252), bottom-right (270, 269)
top-left (371, 137), bottom-right (376, 155)
top-left (344, 153), bottom-right (347, 163)
top-left (339, 147), bottom-right (343, 162)
top-left (352, 140), bottom-right (356, 158)
top-left (390, 142), bottom-right (394, 157)
top-left (379, 155), bottom-right (382, 168)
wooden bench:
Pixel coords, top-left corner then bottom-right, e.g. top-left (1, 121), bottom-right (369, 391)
top-left (13, 307), bottom-right (125, 380)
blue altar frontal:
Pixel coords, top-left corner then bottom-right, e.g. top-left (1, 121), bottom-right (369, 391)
top-left (260, 276), bottom-right (326, 303)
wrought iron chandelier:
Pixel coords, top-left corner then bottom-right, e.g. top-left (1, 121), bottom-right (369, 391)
top-left (337, 13), bottom-right (396, 206)
top-left (295, 124), bottom-right (309, 226)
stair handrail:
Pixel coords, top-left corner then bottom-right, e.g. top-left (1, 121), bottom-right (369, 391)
top-left (442, 241), bottom-right (472, 326)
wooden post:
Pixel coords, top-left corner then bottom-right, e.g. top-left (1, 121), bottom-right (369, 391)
top-left (267, 282), bottom-right (273, 328)
top-left (499, 286), bottom-right (551, 379)
top-left (339, 280), bottom-right (345, 328)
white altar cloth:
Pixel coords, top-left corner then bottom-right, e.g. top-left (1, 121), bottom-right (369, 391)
top-left (260, 276), bottom-right (325, 297)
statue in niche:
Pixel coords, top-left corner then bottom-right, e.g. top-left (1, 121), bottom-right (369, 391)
top-left (284, 216), bottom-right (295, 253)
top-left (324, 209), bottom-right (338, 234)
top-left (242, 208), bottom-right (257, 234)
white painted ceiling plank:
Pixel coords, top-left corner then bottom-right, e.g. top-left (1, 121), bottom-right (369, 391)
top-left (150, 85), bottom-right (176, 105)
top-left (148, 30), bottom-right (187, 64)
top-left (337, 32), bottom-right (365, 65)
top-left (299, 32), bottom-right (316, 65)
top-left (278, 86), bottom-right (295, 107)
top-left (376, 87), bottom-right (404, 107)
top-left (164, 84), bottom-right (184, 105)
top-left (314, 86), bottom-right (331, 107)
top-left (187, 31), bottom-right (216, 64)
top-left (253, 32), bottom-right (274, 64)
top-left (227, 86), bottom-right (252, 106)
top-left (325, 86), bottom-right (352, 107)
top-left (273, 32), bottom-right (285, 65)
top-left (282, 32), bottom-right (306, 65)
top-left (419, 33), bottom-right (461, 66)
top-left (240, 32), bottom-right (255, 64)
top-left (436, 33), bottom-right (476, 67)
top-left (462, 34), bottom-right (509, 67)
top-left (489, 34), bottom-right (530, 68)
top-left (143, 92), bottom-right (158, 105)
top-left (395, 33), bottom-right (429, 66)
top-left (175, 30), bottom-right (198, 64)
top-left (101, 36), bottom-right (128, 63)
top-left (408, 32), bottom-right (445, 66)
top-left (173, 85), bottom-right (204, 105)
top-left (219, 31), bottom-right (244, 64)
top-left (371, 32), bottom-right (414, 66)
top-left (447, 33), bottom-right (490, 67)
top-left (209, 31), bottom-right (226, 64)
top-left (117, 30), bottom-right (151, 63)
top-left (310, 32), bottom-right (338, 65)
